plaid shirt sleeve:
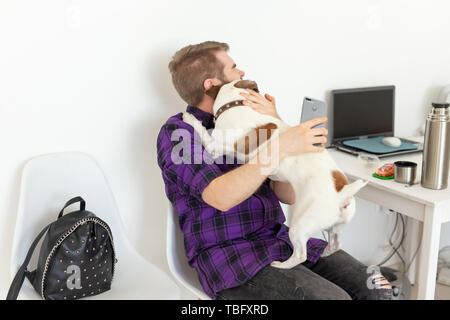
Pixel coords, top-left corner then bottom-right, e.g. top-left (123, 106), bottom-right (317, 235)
top-left (157, 121), bottom-right (223, 202)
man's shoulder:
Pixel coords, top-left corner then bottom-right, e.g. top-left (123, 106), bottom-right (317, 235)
top-left (157, 111), bottom-right (194, 142)
top-left (160, 110), bottom-right (197, 132)
top-left (161, 112), bottom-right (183, 130)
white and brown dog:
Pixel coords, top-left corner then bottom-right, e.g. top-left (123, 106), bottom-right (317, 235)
top-left (182, 79), bottom-right (367, 269)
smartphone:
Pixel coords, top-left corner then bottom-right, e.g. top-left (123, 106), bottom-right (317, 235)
top-left (300, 97), bottom-right (327, 146)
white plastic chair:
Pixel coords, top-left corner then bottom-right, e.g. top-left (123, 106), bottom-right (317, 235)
top-left (166, 204), bottom-right (210, 300)
top-left (9, 152), bottom-right (180, 299)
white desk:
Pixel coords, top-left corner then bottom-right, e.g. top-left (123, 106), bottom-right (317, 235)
top-left (329, 139), bottom-right (450, 300)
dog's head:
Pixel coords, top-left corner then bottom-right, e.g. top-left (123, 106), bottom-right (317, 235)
top-left (205, 79), bottom-right (259, 100)
top-left (207, 79), bottom-right (260, 118)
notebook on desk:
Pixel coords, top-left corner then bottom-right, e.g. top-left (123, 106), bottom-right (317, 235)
top-left (329, 85), bottom-right (423, 158)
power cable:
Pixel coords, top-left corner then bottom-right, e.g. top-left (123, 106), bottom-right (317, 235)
top-left (377, 211), bottom-right (406, 271)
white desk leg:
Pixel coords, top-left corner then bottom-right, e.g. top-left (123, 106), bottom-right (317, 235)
top-left (417, 205), bottom-right (442, 300)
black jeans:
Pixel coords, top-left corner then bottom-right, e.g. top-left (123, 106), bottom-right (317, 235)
top-left (216, 250), bottom-right (393, 300)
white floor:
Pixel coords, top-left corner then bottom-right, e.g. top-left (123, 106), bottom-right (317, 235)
top-left (435, 283), bottom-right (450, 300)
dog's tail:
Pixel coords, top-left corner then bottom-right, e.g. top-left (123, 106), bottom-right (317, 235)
top-left (337, 179), bottom-right (368, 202)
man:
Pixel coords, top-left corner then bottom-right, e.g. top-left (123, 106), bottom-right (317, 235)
top-left (157, 41), bottom-right (393, 300)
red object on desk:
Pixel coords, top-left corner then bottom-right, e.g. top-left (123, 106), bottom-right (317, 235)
top-left (375, 163), bottom-right (394, 177)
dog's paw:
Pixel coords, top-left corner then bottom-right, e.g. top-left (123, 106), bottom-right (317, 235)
top-left (321, 243), bottom-right (340, 257)
top-left (341, 196), bottom-right (352, 209)
top-left (357, 179), bottom-right (369, 188)
top-left (270, 261), bottom-right (283, 268)
top-left (321, 247), bottom-right (334, 257)
top-left (270, 258), bottom-right (304, 269)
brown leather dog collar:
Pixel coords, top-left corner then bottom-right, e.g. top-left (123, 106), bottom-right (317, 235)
top-left (214, 100), bottom-right (245, 122)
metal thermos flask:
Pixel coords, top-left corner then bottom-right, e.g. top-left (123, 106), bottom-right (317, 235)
top-left (421, 102), bottom-right (450, 189)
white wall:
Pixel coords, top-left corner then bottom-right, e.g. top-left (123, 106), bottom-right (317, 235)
top-left (1, 0), bottom-right (450, 298)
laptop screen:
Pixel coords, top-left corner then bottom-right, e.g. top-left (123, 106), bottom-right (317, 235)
top-left (332, 86), bottom-right (395, 142)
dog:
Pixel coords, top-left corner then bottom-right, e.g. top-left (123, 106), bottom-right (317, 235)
top-left (182, 79), bottom-right (367, 269)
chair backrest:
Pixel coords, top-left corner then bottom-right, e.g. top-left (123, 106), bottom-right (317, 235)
top-left (166, 204), bottom-right (210, 300)
top-left (10, 152), bottom-right (128, 279)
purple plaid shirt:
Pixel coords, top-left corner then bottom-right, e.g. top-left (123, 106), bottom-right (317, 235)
top-left (157, 105), bottom-right (328, 299)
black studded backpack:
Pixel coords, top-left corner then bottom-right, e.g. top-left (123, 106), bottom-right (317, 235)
top-left (6, 196), bottom-right (117, 300)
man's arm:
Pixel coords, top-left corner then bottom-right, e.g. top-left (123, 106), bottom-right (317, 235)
top-left (202, 141), bottom-right (278, 211)
top-left (269, 180), bottom-right (295, 205)
top-left (202, 117), bottom-right (328, 211)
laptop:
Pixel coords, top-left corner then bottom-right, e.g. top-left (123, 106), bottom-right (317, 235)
top-left (329, 85), bottom-right (423, 158)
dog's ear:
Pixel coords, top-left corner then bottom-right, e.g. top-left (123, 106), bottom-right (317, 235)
top-left (234, 80), bottom-right (259, 93)
top-left (205, 85), bottom-right (222, 100)
top-left (205, 83), bottom-right (225, 100)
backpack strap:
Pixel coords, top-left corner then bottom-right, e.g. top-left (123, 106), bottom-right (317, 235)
top-left (58, 196), bottom-right (85, 219)
top-left (6, 222), bottom-right (53, 300)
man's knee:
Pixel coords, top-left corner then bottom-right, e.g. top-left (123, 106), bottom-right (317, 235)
top-left (328, 287), bottom-right (352, 300)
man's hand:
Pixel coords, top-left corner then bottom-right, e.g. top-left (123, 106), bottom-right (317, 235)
top-left (279, 118), bottom-right (328, 160)
top-left (239, 89), bottom-right (281, 120)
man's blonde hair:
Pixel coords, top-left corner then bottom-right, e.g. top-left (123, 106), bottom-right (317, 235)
top-left (168, 41), bottom-right (229, 106)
